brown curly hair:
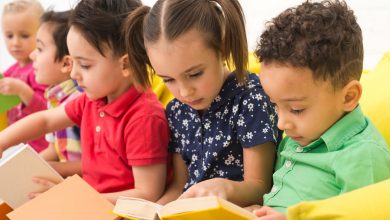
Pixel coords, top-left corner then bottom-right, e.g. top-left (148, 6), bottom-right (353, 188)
top-left (255, 0), bottom-right (363, 88)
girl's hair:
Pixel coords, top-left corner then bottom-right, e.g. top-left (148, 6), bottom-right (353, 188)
top-left (40, 10), bottom-right (71, 62)
top-left (124, 0), bottom-right (248, 86)
top-left (2, 0), bottom-right (43, 17)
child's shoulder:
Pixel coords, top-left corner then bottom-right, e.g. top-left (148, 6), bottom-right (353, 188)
top-left (3, 62), bottom-right (32, 77)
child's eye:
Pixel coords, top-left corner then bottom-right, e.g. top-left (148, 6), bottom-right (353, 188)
top-left (37, 47), bottom-right (42, 52)
top-left (162, 78), bottom-right (174, 83)
top-left (190, 71), bottom-right (203, 78)
top-left (290, 109), bottom-right (304, 115)
top-left (6, 34), bottom-right (13, 39)
top-left (80, 64), bottom-right (91, 70)
top-left (21, 34), bottom-right (30, 39)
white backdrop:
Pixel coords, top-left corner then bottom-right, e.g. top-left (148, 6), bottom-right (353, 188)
top-left (1, 0), bottom-right (390, 71)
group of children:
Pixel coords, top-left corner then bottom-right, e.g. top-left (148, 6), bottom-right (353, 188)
top-left (0, 0), bottom-right (389, 219)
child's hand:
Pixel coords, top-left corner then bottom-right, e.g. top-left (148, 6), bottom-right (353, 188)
top-left (28, 177), bottom-right (58, 199)
top-left (0, 77), bottom-right (26, 96)
top-left (245, 204), bottom-right (262, 212)
top-left (253, 206), bottom-right (286, 220)
top-left (179, 178), bottom-right (230, 200)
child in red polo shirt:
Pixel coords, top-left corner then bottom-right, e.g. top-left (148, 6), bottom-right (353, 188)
top-left (0, 0), bottom-right (170, 204)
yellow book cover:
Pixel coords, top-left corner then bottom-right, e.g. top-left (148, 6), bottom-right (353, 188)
top-left (112, 196), bottom-right (256, 220)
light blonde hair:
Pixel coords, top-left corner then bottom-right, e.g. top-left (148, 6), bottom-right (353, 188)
top-left (2, 0), bottom-right (44, 18)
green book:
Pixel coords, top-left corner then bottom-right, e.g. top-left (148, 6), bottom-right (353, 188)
top-left (0, 74), bottom-right (21, 113)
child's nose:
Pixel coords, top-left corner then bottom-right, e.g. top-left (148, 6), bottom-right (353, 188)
top-left (70, 65), bottom-right (79, 80)
top-left (11, 36), bottom-right (21, 46)
top-left (277, 113), bottom-right (293, 131)
top-left (179, 85), bottom-right (195, 98)
top-left (29, 49), bottom-right (36, 60)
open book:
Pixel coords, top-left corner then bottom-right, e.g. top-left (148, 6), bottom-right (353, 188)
top-left (112, 196), bottom-right (256, 220)
top-left (0, 74), bottom-right (21, 113)
top-left (0, 144), bottom-right (64, 209)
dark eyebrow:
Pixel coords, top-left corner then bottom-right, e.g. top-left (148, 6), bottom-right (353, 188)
top-left (157, 64), bottom-right (203, 78)
top-left (36, 39), bottom-right (45, 46)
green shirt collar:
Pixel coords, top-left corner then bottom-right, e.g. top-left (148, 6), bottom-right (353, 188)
top-left (320, 105), bottom-right (367, 151)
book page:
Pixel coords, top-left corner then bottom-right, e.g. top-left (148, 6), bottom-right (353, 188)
top-left (113, 197), bottom-right (163, 220)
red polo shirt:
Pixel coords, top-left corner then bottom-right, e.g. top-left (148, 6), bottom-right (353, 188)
top-left (65, 87), bottom-right (170, 193)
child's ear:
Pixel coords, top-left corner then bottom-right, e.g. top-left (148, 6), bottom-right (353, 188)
top-left (61, 55), bottom-right (73, 74)
top-left (342, 80), bottom-right (362, 112)
top-left (119, 54), bottom-right (131, 77)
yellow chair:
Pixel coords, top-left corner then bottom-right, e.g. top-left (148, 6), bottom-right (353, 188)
top-left (0, 112), bottom-right (7, 131)
top-left (360, 51), bottom-right (390, 146)
top-left (287, 179), bottom-right (390, 220)
top-left (248, 52), bottom-right (261, 74)
top-left (151, 74), bottom-right (174, 107)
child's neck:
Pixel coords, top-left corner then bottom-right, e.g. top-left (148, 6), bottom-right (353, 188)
top-left (17, 58), bottom-right (32, 68)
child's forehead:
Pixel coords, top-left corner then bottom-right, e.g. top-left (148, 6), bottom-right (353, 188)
top-left (2, 12), bottom-right (39, 32)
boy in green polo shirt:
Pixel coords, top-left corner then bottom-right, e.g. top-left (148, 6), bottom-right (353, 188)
top-left (250, 0), bottom-right (390, 219)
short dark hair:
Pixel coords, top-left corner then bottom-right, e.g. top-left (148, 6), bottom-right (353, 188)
top-left (40, 10), bottom-right (71, 62)
top-left (255, 0), bottom-right (363, 88)
top-left (124, 0), bottom-right (248, 87)
top-left (69, 0), bottom-right (142, 58)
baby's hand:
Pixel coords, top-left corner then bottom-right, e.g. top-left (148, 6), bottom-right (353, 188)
top-left (179, 178), bottom-right (230, 200)
top-left (253, 206), bottom-right (286, 220)
top-left (28, 177), bottom-right (58, 199)
top-left (0, 77), bottom-right (26, 96)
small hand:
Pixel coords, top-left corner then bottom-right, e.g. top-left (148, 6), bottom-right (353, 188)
top-left (28, 177), bottom-right (58, 199)
top-left (0, 77), bottom-right (26, 96)
top-left (245, 204), bottom-right (262, 212)
top-left (253, 206), bottom-right (286, 220)
top-left (179, 178), bottom-right (230, 200)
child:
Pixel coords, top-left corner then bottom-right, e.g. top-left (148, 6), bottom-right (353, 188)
top-left (29, 10), bottom-right (82, 178)
top-left (124, 0), bottom-right (281, 207)
top-left (250, 0), bottom-right (390, 219)
top-left (0, 0), bottom-right (170, 203)
top-left (0, 0), bottom-right (48, 152)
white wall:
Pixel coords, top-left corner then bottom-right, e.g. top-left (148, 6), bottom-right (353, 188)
top-left (1, 0), bottom-right (390, 71)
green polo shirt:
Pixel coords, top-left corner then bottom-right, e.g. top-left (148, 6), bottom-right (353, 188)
top-left (264, 106), bottom-right (390, 213)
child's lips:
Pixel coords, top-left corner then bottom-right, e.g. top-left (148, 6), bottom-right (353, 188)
top-left (186, 98), bottom-right (203, 106)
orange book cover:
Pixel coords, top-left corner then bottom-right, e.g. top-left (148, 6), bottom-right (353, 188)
top-left (0, 201), bottom-right (12, 220)
top-left (7, 175), bottom-right (119, 220)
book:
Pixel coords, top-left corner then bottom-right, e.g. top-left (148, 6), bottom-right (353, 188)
top-left (7, 174), bottom-right (119, 220)
top-left (0, 74), bottom-right (21, 113)
top-left (112, 196), bottom-right (256, 220)
top-left (0, 200), bottom-right (12, 220)
top-left (0, 144), bottom-right (64, 209)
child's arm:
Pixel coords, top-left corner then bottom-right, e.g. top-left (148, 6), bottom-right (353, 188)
top-left (40, 143), bottom-right (59, 161)
top-left (103, 164), bottom-right (167, 203)
top-left (157, 153), bottom-right (188, 205)
top-left (47, 161), bottom-right (82, 177)
top-left (0, 106), bottom-right (74, 157)
top-left (40, 142), bottom-right (82, 177)
top-left (180, 142), bottom-right (276, 207)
